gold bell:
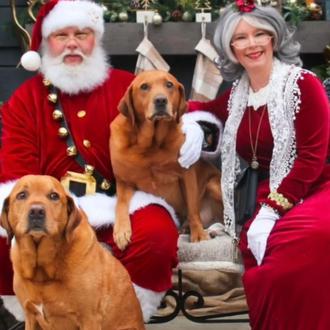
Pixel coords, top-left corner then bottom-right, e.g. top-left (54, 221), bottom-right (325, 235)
top-left (100, 179), bottom-right (111, 190)
top-left (43, 79), bottom-right (51, 86)
top-left (77, 110), bottom-right (86, 118)
top-left (83, 139), bottom-right (91, 148)
top-left (52, 109), bottom-right (63, 121)
top-left (66, 146), bottom-right (77, 157)
top-left (48, 93), bottom-right (57, 103)
top-left (58, 127), bottom-right (68, 138)
top-left (84, 164), bottom-right (94, 176)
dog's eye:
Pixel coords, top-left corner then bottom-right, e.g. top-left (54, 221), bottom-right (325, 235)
top-left (166, 81), bottom-right (174, 88)
top-left (16, 191), bottom-right (27, 200)
top-left (140, 83), bottom-right (149, 91)
top-left (49, 192), bottom-right (60, 201)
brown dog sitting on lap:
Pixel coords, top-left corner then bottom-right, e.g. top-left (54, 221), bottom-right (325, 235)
top-left (110, 70), bottom-right (223, 251)
top-left (0, 175), bottom-right (145, 330)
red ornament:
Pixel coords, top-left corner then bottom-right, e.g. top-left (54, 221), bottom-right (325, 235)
top-left (235, 0), bottom-right (256, 13)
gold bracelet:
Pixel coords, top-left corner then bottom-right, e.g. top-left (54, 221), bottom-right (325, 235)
top-left (268, 191), bottom-right (293, 210)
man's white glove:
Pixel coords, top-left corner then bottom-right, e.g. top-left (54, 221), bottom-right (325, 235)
top-left (179, 114), bottom-right (204, 169)
top-left (247, 205), bottom-right (279, 266)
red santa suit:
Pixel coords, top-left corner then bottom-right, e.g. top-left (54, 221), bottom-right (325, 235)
top-left (0, 69), bottom-right (179, 320)
top-left (189, 59), bottom-right (330, 330)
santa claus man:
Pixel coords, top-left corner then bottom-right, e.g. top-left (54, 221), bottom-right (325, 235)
top-left (0, 0), bottom-right (211, 323)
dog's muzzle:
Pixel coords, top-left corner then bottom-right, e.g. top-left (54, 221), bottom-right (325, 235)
top-left (28, 205), bottom-right (46, 231)
top-left (151, 95), bottom-right (170, 120)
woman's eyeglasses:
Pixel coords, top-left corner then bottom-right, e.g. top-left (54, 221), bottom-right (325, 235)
top-left (231, 33), bottom-right (273, 50)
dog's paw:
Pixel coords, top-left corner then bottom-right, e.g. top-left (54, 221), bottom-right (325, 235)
top-left (113, 222), bottom-right (132, 251)
top-left (190, 229), bottom-right (210, 242)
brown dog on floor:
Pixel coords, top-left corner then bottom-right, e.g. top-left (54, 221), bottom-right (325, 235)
top-left (110, 70), bottom-right (223, 251)
top-left (0, 175), bottom-right (145, 330)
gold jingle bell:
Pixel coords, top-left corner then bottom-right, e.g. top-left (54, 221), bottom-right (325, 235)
top-left (48, 93), bottom-right (57, 103)
top-left (58, 127), bottom-right (68, 138)
top-left (100, 179), bottom-right (111, 190)
top-left (83, 139), bottom-right (91, 148)
top-left (84, 164), bottom-right (94, 176)
top-left (66, 145), bottom-right (77, 157)
top-left (52, 109), bottom-right (63, 121)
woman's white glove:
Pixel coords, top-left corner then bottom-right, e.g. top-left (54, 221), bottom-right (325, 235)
top-left (179, 115), bottom-right (204, 169)
top-left (247, 205), bottom-right (279, 265)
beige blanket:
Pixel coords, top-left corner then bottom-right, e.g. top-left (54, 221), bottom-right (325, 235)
top-left (157, 226), bottom-right (248, 317)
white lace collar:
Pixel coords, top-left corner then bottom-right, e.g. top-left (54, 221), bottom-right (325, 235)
top-left (247, 84), bottom-right (269, 109)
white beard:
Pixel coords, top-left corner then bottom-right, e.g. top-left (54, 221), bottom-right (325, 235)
top-left (40, 43), bottom-right (109, 95)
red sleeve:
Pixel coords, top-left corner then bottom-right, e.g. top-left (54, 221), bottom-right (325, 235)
top-left (188, 88), bottom-right (231, 123)
top-left (264, 72), bottom-right (330, 211)
top-left (1, 77), bottom-right (43, 182)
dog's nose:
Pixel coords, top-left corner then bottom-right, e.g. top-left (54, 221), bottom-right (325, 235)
top-left (154, 95), bottom-right (168, 109)
top-left (28, 205), bottom-right (46, 230)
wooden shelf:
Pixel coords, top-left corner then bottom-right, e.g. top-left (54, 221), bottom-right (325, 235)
top-left (103, 21), bottom-right (330, 55)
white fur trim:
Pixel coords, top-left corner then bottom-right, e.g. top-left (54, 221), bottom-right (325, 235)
top-left (0, 180), bottom-right (17, 237)
top-left (42, 0), bottom-right (104, 39)
top-left (133, 284), bottom-right (165, 322)
top-left (183, 111), bottom-right (223, 161)
top-left (2, 295), bottom-right (25, 321)
top-left (0, 227), bottom-right (7, 237)
top-left (20, 50), bottom-right (41, 71)
top-left (77, 191), bottom-right (180, 228)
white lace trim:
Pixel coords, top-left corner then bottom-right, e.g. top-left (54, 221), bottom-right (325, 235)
top-left (247, 84), bottom-right (270, 109)
top-left (221, 58), bottom-right (306, 240)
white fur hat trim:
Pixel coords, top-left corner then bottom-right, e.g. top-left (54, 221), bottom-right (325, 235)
top-left (42, 0), bottom-right (104, 39)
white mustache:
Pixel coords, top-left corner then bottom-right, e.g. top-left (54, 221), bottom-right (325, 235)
top-left (60, 50), bottom-right (86, 61)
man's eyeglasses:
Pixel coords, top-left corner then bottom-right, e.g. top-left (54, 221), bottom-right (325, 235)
top-left (51, 30), bottom-right (94, 43)
top-left (231, 33), bottom-right (273, 50)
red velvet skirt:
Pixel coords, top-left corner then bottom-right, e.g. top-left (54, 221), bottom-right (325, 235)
top-left (239, 180), bottom-right (330, 330)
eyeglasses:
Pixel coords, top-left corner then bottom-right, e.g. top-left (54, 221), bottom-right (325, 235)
top-left (51, 30), bottom-right (94, 43)
top-left (231, 33), bottom-right (273, 50)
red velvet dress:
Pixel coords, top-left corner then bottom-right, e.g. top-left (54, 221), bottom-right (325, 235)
top-left (0, 69), bottom-right (178, 295)
top-left (190, 71), bottom-right (330, 329)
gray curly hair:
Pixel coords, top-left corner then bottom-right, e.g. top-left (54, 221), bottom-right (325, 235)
top-left (213, 5), bottom-right (302, 81)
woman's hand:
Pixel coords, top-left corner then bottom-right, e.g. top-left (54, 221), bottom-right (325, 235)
top-left (247, 205), bottom-right (279, 265)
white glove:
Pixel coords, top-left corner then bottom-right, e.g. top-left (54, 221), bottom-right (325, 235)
top-left (247, 205), bottom-right (279, 266)
top-left (179, 114), bottom-right (204, 169)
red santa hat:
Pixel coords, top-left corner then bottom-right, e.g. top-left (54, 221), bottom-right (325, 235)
top-left (21, 0), bottom-right (105, 71)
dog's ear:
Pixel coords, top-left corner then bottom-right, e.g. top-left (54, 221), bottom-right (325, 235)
top-left (0, 197), bottom-right (14, 243)
top-left (65, 196), bottom-right (82, 242)
top-left (176, 83), bottom-right (188, 123)
top-left (118, 86), bottom-right (136, 127)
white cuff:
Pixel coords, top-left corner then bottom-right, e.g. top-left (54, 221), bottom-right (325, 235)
top-left (183, 111), bottom-right (223, 161)
top-left (133, 284), bottom-right (165, 322)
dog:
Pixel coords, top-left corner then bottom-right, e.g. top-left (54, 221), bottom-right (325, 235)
top-left (0, 175), bottom-right (145, 330)
top-left (110, 70), bottom-right (223, 251)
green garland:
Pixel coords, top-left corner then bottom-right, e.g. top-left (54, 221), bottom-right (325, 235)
top-left (97, 0), bottom-right (229, 23)
top-left (96, 0), bottom-right (325, 25)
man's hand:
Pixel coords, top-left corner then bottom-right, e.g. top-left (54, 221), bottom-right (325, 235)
top-left (247, 205), bottom-right (279, 265)
top-left (179, 115), bottom-right (204, 169)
